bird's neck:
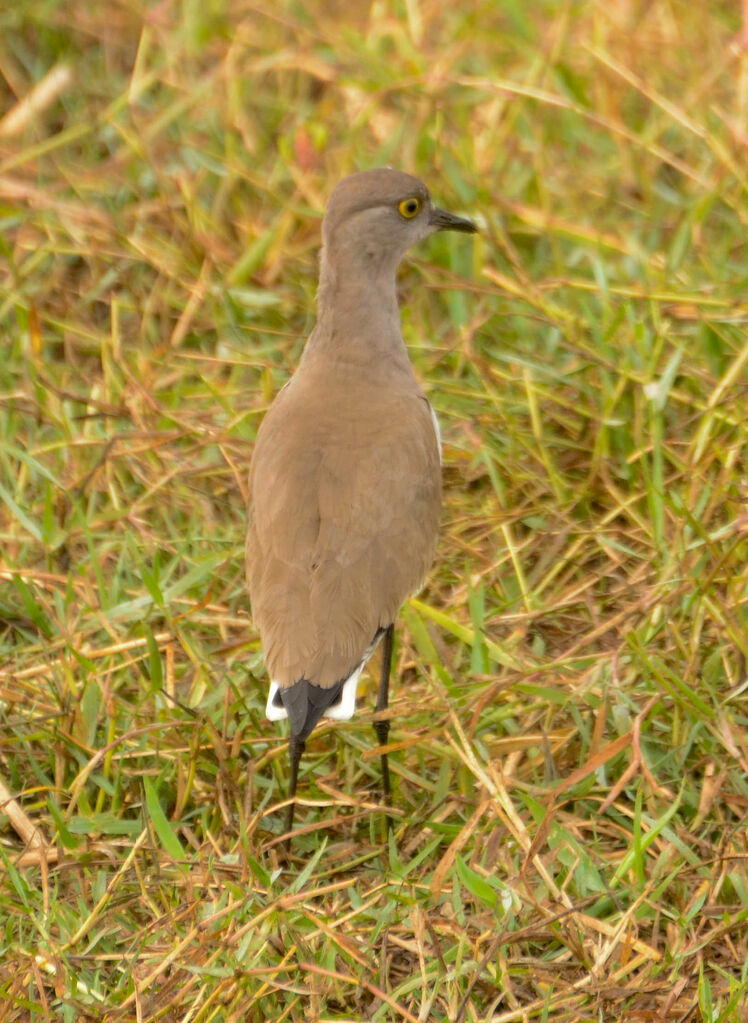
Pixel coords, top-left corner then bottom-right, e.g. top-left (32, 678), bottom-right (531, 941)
top-left (301, 249), bottom-right (413, 375)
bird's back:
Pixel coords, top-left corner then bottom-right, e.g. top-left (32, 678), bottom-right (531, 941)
top-left (246, 359), bottom-right (441, 690)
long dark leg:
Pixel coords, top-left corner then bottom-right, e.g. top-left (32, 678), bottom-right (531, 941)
top-left (284, 735), bottom-right (305, 840)
top-left (375, 624), bottom-right (395, 815)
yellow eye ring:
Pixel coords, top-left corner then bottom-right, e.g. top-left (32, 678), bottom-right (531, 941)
top-left (398, 196), bottom-right (422, 219)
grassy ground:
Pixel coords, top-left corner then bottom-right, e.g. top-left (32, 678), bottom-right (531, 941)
top-left (2, 0), bottom-right (748, 1020)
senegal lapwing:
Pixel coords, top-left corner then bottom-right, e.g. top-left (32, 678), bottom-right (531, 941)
top-left (246, 168), bottom-right (477, 837)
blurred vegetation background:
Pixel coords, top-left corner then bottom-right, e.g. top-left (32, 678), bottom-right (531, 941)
top-left (1, 0), bottom-right (748, 1020)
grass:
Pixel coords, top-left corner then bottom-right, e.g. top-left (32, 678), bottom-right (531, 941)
top-left (1, 0), bottom-right (748, 1019)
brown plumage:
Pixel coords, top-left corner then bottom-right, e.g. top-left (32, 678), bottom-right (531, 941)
top-left (245, 168), bottom-right (476, 836)
top-left (247, 371), bottom-right (440, 686)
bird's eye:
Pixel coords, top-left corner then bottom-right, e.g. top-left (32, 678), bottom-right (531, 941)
top-left (398, 196), bottom-right (422, 219)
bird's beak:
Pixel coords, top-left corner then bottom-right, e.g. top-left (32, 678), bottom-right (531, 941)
top-left (429, 206), bottom-right (478, 233)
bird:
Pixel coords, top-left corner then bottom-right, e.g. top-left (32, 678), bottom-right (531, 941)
top-left (245, 167), bottom-right (477, 838)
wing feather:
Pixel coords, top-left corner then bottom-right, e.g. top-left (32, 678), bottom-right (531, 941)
top-left (246, 370), bottom-right (440, 687)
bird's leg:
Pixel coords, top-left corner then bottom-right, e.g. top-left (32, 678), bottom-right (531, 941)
top-left (284, 734), bottom-right (306, 841)
top-left (375, 624), bottom-right (395, 826)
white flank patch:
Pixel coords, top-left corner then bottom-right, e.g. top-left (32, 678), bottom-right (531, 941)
top-left (429, 403), bottom-right (442, 464)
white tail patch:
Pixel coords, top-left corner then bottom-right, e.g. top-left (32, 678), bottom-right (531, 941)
top-left (266, 680), bottom-right (287, 721)
top-left (266, 663), bottom-right (363, 723)
top-left (322, 664), bottom-right (363, 720)
top-left (265, 632), bottom-right (385, 724)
